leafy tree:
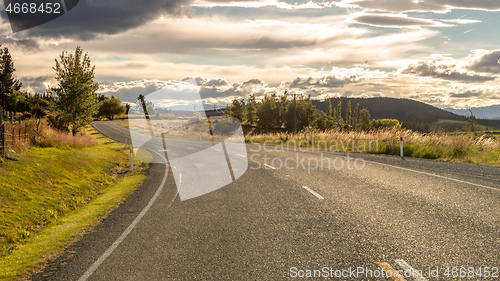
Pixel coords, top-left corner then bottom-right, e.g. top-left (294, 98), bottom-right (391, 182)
top-left (332, 108), bottom-right (337, 126)
top-left (336, 99), bottom-right (343, 126)
top-left (346, 100), bottom-right (352, 128)
top-left (246, 94), bottom-right (257, 125)
top-left (230, 99), bottom-right (246, 122)
top-left (312, 110), bottom-right (334, 131)
top-left (0, 46), bottom-right (22, 114)
top-left (326, 98), bottom-right (332, 117)
top-left (125, 104), bottom-right (130, 115)
top-left (276, 92), bottom-right (289, 127)
top-left (353, 103), bottom-right (359, 130)
top-left (98, 97), bottom-right (125, 120)
top-left (5, 88), bottom-right (28, 118)
top-left (257, 94), bottom-right (278, 128)
top-left (359, 108), bottom-right (371, 131)
top-left (28, 94), bottom-right (49, 119)
top-left (284, 96), bottom-right (316, 131)
top-left (49, 46), bottom-right (99, 135)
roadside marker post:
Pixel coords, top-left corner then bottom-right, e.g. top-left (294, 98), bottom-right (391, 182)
top-left (130, 145), bottom-right (134, 171)
top-left (400, 133), bottom-right (404, 160)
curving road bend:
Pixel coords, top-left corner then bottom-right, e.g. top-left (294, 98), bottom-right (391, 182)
top-left (31, 121), bottom-right (500, 280)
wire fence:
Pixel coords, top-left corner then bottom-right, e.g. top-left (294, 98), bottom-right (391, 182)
top-left (0, 121), bottom-right (36, 157)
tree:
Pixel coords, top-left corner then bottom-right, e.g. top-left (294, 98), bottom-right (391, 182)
top-left (284, 96), bottom-right (316, 131)
top-left (326, 98), bottom-right (332, 117)
top-left (359, 108), bottom-right (371, 131)
top-left (246, 94), bottom-right (257, 125)
top-left (5, 88), bottom-right (28, 118)
top-left (345, 100), bottom-right (352, 129)
top-left (125, 104), bottom-right (130, 115)
top-left (49, 46), bottom-right (99, 135)
top-left (0, 46), bottom-right (22, 114)
top-left (230, 99), bottom-right (246, 122)
top-left (336, 99), bottom-right (344, 126)
top-left (353, 103), bottom-right (359, 130)
top-left (98, 97), bottom-right (125, 120)
top-left (257, 94), bottom-right (278, 128)
top-left (277, 91), bottom-right (289, 127)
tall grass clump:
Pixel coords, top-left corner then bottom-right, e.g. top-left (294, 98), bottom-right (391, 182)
top-left (33, 120), bottom-right (97, 148)
top-left (245, 127), bottom-right (500, 166)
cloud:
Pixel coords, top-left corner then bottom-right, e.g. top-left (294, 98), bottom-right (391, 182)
top-left (402, 61), bottom-right (496, 82)
top-left (99, 77), bottom-right (276, 108)
top-left (351, 13), bottom-right (452, 29)
top-left (335, 0), bottom-right (500, 12)
top-left (467, 49), bottom-right (500, 74)
top-left (98, 80), bottom-right (171, 102)
top-left (3, 0), bottom-right (193, 40)
top-left (285, 75), bottom-right (357, 89)
top-left (20, 75), bottom-right (54, 93)
top-left (193, 0), bottom-right (335, 9)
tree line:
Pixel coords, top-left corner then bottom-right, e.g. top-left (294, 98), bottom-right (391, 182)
top-left (224, 93), bottom-right (380, 132)
top-left (0, 45), bottom-right (125, 135)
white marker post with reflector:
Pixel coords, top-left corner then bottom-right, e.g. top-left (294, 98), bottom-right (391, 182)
top-left (130, 145), bottom-right (134, 171)
top-left (400, 133), bottom-right (404, 160)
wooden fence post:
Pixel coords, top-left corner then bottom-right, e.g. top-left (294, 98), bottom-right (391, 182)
top-left (0, 124), bottom-right (4, 157)
top-left (0, 106), bottom-right (3, 157)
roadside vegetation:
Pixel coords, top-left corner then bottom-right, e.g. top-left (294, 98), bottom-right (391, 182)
top-left (223, 93), bottom-right (499, 167)
top-left (246, 128), bottom-right (500, 167)
top-left (0, 46), bottom-right (143, 280)
top-left (0, 125), bottom-right (147, 280)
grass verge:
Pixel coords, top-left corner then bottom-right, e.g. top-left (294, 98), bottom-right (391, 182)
top-left (0, 126), bottom-right (147, 280)
top-left (245, 128), bottom-right (500, 167)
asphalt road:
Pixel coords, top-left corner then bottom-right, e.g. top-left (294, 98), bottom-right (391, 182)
top-left (31, 121), bottom-right (500, 280)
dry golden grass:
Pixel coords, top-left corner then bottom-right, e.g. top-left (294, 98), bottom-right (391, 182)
top-left (33, 121), bottom-right (97, 148)
top-left (246, 128), bottom-right (500, 165)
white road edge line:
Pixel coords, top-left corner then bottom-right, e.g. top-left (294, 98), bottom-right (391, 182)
top-left (78, 148), bottom-right (171, 281)
top-left (362, 159), bottom-right (500, 193)
top-left (302, 186), bottom-right (325, 200)
top-left (276, 145), bottom-right (499, 193)
top-left (394, 259), bottom-right (428, 281)
top-left (264, 164), bottom-right (277, 170)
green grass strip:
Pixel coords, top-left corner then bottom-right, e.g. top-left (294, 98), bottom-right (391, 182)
top-left (0, 172), bottom-right (145, 280)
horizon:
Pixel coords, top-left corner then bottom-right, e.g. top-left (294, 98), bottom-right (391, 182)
top-left (2, 0), bottom-right (500, 110)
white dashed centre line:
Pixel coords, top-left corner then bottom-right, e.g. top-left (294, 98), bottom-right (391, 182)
top-left (394, 259), bottom-right (428, 281)
top-left (264, 164), bottom-right (277, 170)
top-left (302, 186), bottom-right (324, 200)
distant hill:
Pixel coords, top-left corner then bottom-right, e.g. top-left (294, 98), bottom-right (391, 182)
top-left (313, 97), bottom-right (465, 121)
top-left (313, 97), bottom-right (500, 131)
top-left (444, 105), bottom-right (500, 120)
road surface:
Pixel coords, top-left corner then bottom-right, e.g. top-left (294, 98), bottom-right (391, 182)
top-left (32, 121), bottom-right (500, 280)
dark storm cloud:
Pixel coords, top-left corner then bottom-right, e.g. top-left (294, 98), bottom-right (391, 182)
top-left (3, 0), bottom-right (193, 40)
top-left (467, 50), bottom-right (500, 74)
top-left (402, 62), bottom-right (496, 83)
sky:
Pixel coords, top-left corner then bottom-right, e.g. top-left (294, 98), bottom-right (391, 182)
top-left (2, 0), bottom-right (500, 110)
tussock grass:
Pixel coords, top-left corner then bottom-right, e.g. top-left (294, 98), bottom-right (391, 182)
top-left (33, 120), bottom-right (97, 148)
top-left (246, 128), bottom-right (500, 167)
